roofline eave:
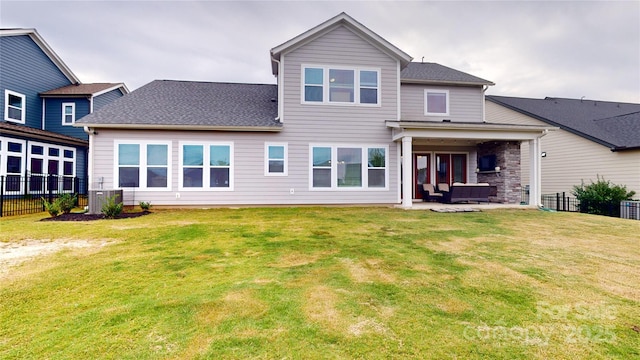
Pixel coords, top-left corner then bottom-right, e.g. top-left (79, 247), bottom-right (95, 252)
top-left (76, 123), bottom-right (283, 132)
top-left (401, 79), bottom-right (495, 87)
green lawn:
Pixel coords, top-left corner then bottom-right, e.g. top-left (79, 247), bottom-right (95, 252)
top-left (1, 208), bottom-right (639, 359)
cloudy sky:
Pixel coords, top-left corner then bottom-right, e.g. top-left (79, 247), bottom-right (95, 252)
top-left (2, 1), bottom-right (639, 102)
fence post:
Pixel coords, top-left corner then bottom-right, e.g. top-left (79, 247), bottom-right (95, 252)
top-left (556, 193), bottom-right (560, 211)
top-left (0, 176), bottom-right (4, 217)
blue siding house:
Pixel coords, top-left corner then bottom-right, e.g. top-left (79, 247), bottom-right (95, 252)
top-left (0, 28), bottom-right (127, 196)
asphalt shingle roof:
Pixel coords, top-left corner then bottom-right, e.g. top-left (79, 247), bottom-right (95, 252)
top-left (487, 95), bottom-right (640, 150)
top-left (401, 62), bottom-right (494, 86)
top-left (77, 80), bottom-right (280, 129)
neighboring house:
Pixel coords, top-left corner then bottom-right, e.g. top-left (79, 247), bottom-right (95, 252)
top-left (486, 96), bottom-right (640, 197)
top-left (78, 13), bottom-right (553, 208)
top-left (0, 28), bottom-right (127, 195)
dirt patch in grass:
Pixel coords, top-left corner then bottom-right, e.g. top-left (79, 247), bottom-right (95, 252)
top-left (40, 211), bottom-right (151, 221)
top-left (0, 239), bottom-right (111, 278)
top-left (341, 258), bottom-right (396, 283)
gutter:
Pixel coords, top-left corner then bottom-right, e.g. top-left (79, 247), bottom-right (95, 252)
top-left (75, 123), bottom-right (283, 132)
top-left (270, 54), bottom-right (283, 123)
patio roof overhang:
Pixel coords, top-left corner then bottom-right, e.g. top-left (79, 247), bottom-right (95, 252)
top-left (386, 121), bottom-right (556, 142)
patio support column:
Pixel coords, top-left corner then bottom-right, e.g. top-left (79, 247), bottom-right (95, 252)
top-left (528, 137), bottom-right (542, 207)
top-left (401, 136), bottom-right (413, 208)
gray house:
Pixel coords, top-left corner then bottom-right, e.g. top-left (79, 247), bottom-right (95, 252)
top-left (487, 96), bottom-right (640, 196)
top-left (77, 13), bottom-right (553, 208)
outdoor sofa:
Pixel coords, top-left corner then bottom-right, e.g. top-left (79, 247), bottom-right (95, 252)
top-left (441, 182), bottom-right (491, 203)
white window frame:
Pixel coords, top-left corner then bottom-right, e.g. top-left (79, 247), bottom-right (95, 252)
top-left (308, 144), bottom-right (389, 191)
top-left (27, 141), bottom-right (76, 193)
top-left (114, 140), bottom-right (172, 191)
top-left (264, 142), bottom-right (288, 176)
top-left (178, 141), bottom-right (234, 191)
top-left (4, 90), bottom-right (26, 124)
top-left (301, 65), bottom-right (381, 106)
top-left (62, 102), bottom-right (75, 126)
top-left (0, 137), bottom-right (26, 194)
top-left (424, 89), bottom-right (450, 116)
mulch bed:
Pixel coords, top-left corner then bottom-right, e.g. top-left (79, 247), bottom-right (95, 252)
top-left (41, 211), bottom-right (151, 221)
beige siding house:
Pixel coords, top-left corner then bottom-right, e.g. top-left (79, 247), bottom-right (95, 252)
top-left (77, 13), bottom-right (554, 209)
top-left (487, 96), bottom-right (640, 197)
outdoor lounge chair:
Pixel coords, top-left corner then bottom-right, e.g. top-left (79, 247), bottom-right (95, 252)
top-left (421, 183), bottom-right (443, 202)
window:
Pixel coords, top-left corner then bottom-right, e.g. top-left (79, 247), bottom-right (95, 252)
top-left (1, 139), bottom-right (26, 192)
top-left (179, 142), bottom-right (233, 190)
top-left (62, 103), bottom-right (75, 125)
top-left (424, 89), bottom-right (450, 116)
top-left (265, 143), bottom-right (287, 176)
top-left (4, 90), bottom-right (26, 123)
top-left (116, 141), bottom-right (170, 189)
top-left (302, 65), bottom-right (380, 105)
top-left (310, 145), bottom-right (387, 190)
top-left (26, 142), bottom-right (75, 193)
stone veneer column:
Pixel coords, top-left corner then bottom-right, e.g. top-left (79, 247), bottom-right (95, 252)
top-left (476, 141), bottom-right (522, 203)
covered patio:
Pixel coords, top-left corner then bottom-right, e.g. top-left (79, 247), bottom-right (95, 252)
top-left (386, 121), bottom-right (556, 208)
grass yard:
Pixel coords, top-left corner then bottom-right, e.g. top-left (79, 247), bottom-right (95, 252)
top-left (1, 207), bottom-right (639, 359)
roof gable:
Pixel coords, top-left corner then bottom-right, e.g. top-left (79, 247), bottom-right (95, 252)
top-left (0, 28), bottom-right (80, 84)
top-left (270, 12), bottom-right (412, 75)
top-left (487, 95), bottom-right (640, 151)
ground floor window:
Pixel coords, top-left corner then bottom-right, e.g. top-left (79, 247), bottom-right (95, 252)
top-left (115, 141), bottom-right (170, 189)
top-left (265, 143), bottom-right (287, 176)
top-left (0, 137), bottom-right (77, 194)
top-left (179, 142), bottom-right (233, 190)
top-left (310, 144), bottom-right (387, 190)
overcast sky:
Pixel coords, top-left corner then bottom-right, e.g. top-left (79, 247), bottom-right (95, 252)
top-left (2, 1), bottom-right (639, 103)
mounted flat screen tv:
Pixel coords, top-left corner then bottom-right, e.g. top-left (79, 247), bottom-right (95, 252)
top-left (478, 155), bottom-right (497, 172)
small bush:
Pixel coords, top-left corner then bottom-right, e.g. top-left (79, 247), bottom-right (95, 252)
top-left (139, 201), bottom-right (151, 211)
top-left (58, 193), bottom-right (78, 214)
top-left (42, 197), bottom-right (61, 217)
top-left (101, 195), bottom-right (123, 219)
top-left (572, 176), bottom-right (636, 216)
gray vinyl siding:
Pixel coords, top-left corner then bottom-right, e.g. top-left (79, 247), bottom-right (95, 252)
top-left (91, 129), bottom-right (398, 206)
top-left (0, 35), bottom-right (72, 128)
top-left (93, 89), bottom-right (124, 111)
top-left (401, 84), bottom-right (484, 122)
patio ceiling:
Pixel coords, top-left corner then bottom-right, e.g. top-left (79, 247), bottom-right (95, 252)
top-left (386, 121), bottom-right (556, 142)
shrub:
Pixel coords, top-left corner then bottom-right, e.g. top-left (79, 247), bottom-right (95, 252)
top-left (42, 197), bottom-right (61, 217)
top-left (572, 176), bottom-right (636, 216)
top-left (139, 201), bottom-right (151, 211)
top-left (101, 195), bottom-right (123, 219)
top-left (58, 193), bottom-right (78, 214)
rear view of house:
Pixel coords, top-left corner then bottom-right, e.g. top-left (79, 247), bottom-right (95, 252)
top-left (78, 13), bottom-right (553, 208)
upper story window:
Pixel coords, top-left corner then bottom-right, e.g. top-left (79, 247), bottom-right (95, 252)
top-left (4, 90), bottom-right (26, 123)
top-left (62, 103), bottom-right (75, 125)
top-left (424, 89), bottom-right (450, 116)
top-left (302, 65), bottom-right (380, 106)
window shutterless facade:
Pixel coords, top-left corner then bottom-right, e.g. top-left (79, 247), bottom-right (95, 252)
top-left (62, 103), bottom-right (75, 125)
top-left (265, 143), bottom-right (288, 176)
top-left (424, 89), bottom-right (450, 116)
top-left (4, 90), bottom-right (26, 123)
top-left (309, 145), bottom-right (388, 190)
top-left (179, 142), bottom-right (233, 190)
top-left (302, 65), bottom-right (380, 106)
top-left (115, 141), bottom-right (171, 190)
top-left (28, 141), bottom-right (76, 192)
top-left (0, 138), bottom-right (26, 192)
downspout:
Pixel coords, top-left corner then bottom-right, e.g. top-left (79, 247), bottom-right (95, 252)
top-left (83, 126), bottom-right (95, 190)
top-left (270, 55), bottom-right (283, 123)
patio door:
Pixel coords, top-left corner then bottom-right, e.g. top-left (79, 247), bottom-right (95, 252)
top-left (436, 153), bottom-right (467, 185)
top-left (414, 153), bottom-right (430, 199)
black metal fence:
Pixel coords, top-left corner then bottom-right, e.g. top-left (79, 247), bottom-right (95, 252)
top-left (519, 188), bottom-right (639, 219)
top-left (0, 174), bottom-right (88, 217)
